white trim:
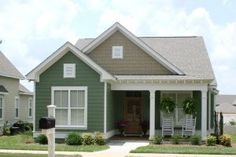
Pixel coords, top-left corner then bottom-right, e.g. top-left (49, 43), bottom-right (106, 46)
top-left (82, 22), bottom-right (184, 75)
top-left (201, 90), bottom-right (207, 139)
top-left (149, 90), bottom-right (155, 139)
top-left (0, 92), bottom-right (8, 95)
top-left (15, 96), bottom-right (19, 119)
top-left (51, 86), bottom-right (88, 129)
top-left (33, 82), bottom-right (36, 133)
top-left (0, 95), bottom-right (4, 120)
top-left (26, 42), bottom-right (115, 82)
top-left (105, 129), bottom-right (116, 139)
top-left (104, 82), bottom-right (107, 134)
top-left (112, 46), bottom-right (123, 59)
top-left (63, 63), bottom-right (76, 78)
top-left (28, 97), bottom-right (33, 118)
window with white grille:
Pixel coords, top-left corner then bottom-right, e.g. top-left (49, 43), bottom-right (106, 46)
top-left (112, 46), bottom-right (123, 59)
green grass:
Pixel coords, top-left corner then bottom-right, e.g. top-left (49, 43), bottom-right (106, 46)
top-left (0, 154), bottom-right (81, 157)
top-left (231, 134), bottom-right (236, 143)
top-left (131, 144), bottom-right (236, 155)
top-left (0, 134), bottom-right (108, 152)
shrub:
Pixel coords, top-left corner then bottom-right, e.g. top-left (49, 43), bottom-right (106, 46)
top-left (65, 132), bottom-right (83, 145)
top-left (220, 134), bottom-right (232, 147)
top-left (206, 135), bottom-right (216, 146)
top-left (94, 132), bottom-right (105, 145)
top-left (3, 121), bottom-right (11, 136)
top-left (82, 133), bottom-right (94, 145)
top-left (35, 134), bottom-right (48, 145)
top-left (152, 135), bottom-right (162, 144)
top-left (229, 120), bottom-right (236, 126)
top-left (171, 135), bottom-right (181, 144)
top-left (191, 134), bottom-right (201, 145)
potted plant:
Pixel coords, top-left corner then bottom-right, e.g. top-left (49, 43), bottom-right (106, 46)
top-left (117, 120), bottom-right (127, 135)
top-left (161, 97), bottom-right (176, 115)
top-left (140, 120), bottom-right (149, 136)
top-left (182, 97), bottom-right (196, 116)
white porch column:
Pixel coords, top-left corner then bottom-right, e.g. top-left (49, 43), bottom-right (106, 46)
top-left (149, 90), bottom-right (155, 139)
top-left (201, 90), bottom-right (207, 139)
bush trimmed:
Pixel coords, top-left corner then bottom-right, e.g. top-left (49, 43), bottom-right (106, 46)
top-left (206, 135), bottom-right (216, 146)
top-left (171, 135), bottom-right (181, 144)
top-left (152, 135), bottom-right (162, 144)
top-left (220, 134), bottom-right (232, 147)
top-left (82, 134), bottom-right (94, 145)
top-left (94, 132), bottom-right (105, 145)
top-left (35, 134), bottom-right (48, 145)
top-left (65, 132), bottom-right (83, 145)
top-left (191, 134), bottom-right (201, 145)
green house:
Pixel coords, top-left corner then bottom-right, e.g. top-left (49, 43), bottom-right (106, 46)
top-left (26, 22), bottom-right (217, 139)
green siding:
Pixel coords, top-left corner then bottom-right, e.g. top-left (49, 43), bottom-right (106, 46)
top-left (106, 83), bottom-right (114, 131)
top-left (142, 91), bottom-right (149, 122)
top-left (113, 91), bottom-right (125, 128)
top-left (193, 91), bottom-right (201, 130)
top-left (35, 52), bottom-right (104, 132)
top-left (211, 93), bottom-right (215, 129)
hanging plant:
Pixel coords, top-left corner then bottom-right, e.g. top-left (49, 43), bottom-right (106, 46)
top-left (161, 97), bottom-right (176, 114)
top-left (183, 97), bottom-right (196, 115)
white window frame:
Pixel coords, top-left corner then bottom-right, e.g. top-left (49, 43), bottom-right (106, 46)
top-left (112, 46), bottom-right (123, 59)
top-left (63, 64), bottom-right (76, 78)
top-left (28, 97), bottom-right (33, 118)
top-left (0, 95), bottom-right (4, 120)
top-left (51, 86), bottom-right (88, 129)
top-left (161, 91), bottom-right (193, 127)
top-left (15, 96), bottom-right (19, 119)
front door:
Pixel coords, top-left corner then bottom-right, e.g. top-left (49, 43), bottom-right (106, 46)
top-left (124, 93), bottom-right (143, 134)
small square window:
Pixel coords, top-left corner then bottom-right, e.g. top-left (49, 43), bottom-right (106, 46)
top-left (112, 46), bottom-right (123, 59)
top-left (64, 64), bottom-right (76, 78)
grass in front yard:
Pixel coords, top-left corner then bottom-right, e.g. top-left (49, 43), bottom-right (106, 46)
top-left (0, 134), bottom-right (108, 152)
top-left (0, 154), bottom-right (81, 157)
top-left (231, 134), bottom-right (236, 143)
top-left (131, 144), bottom-right (236, 155)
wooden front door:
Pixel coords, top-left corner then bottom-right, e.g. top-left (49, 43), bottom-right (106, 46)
top-left (124, 97), bottom-right (143, 134)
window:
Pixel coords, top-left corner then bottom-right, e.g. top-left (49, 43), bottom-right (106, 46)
top-left (161, 92), bottom-right (192, 126)
top-left (112, 46), bottom-right (123, 59)
top-left (15, 97), bottom-right (19, 118)
top-left (63, 64), bottom-right (76, 78)
top-left (28, 98), bottom-right (33, 118)
top-left (52, 86), bottom-right (87, 129)
top-left (0, 95), bottom-right (3, 119)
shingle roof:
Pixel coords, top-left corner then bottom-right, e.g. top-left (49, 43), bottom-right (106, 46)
top-left (0, 51), bottom-right (24, 79)
top-left (75, 36), bottom-right (215, 81)
top-left (216, 95), bottom-right (236, 114)
top-left (0, 85), bottom-right (8, 93)
top-left (19, 84), bottom-right (33, 95)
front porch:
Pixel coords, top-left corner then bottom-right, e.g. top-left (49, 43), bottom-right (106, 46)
top-left (105, 81), bottom-right (216, 140)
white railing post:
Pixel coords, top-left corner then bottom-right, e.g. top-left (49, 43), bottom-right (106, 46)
top-left (47, 104), bottom-right (56, 157)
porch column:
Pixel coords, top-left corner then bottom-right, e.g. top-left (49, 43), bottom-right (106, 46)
top-left (149, 90), bottom-right (155, 139)
top-left (201, 90), bottom-right (207, 139)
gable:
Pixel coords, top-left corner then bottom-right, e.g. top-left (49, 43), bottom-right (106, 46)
top-left (88, 31), bottom-right (173, 75)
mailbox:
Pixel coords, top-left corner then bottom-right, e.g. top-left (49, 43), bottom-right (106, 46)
top-left (39, 117), bottom-right (55, 129)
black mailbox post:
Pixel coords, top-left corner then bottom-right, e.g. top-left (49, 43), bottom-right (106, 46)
top-left (39, 117), bottom-right (55, 129)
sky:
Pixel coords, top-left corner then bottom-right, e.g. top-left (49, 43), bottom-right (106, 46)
top-left (0, 0), bottom-right (236, 94)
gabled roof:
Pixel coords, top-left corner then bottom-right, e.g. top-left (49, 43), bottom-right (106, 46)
top-left (76, 36), bottom-right (215, 81)
top-left (26, 42), bottom-right (115, 82)
top-left (81, 22), bottom-right (184, 75)
top-left (216, 95), bottom-right (236, 114)
top-left (19, 84), bottom-right (33, 95)
top-left (0, 51), bottom-right (24, 79)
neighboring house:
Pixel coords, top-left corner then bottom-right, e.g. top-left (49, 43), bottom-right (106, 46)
top-left (216, 95), bottom-right (236, 123)
top-left (0, 51), bottom-right (33, 127)
top-left (26, 22), bottom-right (217, 139)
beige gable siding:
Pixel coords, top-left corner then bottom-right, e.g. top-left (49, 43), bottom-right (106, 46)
top-left (0, 76), bottom-right (19, 125)
top-left (88, 31), bottom-right (172, 75)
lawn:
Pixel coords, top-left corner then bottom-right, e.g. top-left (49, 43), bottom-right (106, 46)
top-left (0, 134), bottom-right (109, 152)
top-left (131, 134), bottom-right (236, 155)
top-left (0, 154), bottom-right (81, 157)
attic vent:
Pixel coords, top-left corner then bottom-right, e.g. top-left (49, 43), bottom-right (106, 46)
top-left (112, 46), bottom-right (123, 59)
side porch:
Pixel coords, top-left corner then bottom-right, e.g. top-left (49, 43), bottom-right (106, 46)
top-left (105, 81), bottom-right (217, 140)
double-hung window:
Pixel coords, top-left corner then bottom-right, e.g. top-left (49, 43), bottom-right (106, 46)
top-left (28, 98), bottom-right (33, 118)
top-left (15, 97), bottom-right (19, 118)
top-left (52, 86), bottom-right (87, 129)
top-left (0, 95), bottom-right (3, 119)
top-left (161, 92), bottom-right (192, 126)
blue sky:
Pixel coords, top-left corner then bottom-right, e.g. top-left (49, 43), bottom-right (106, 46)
top-left (0, 0), bottom-right (236, 94)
